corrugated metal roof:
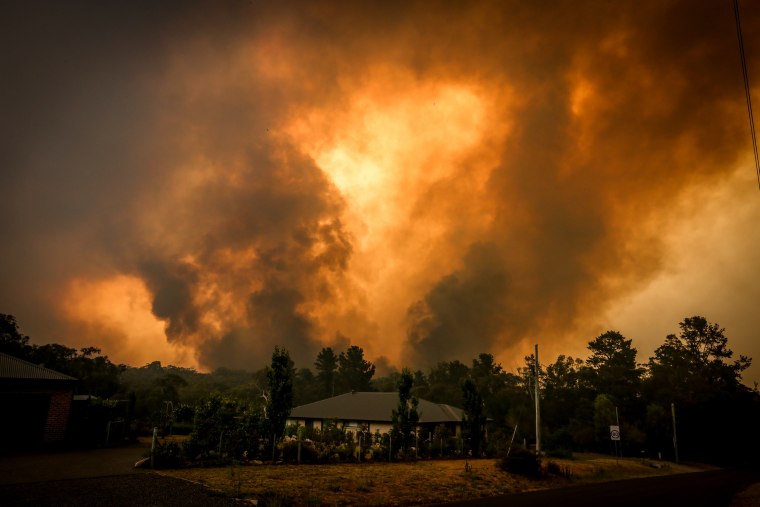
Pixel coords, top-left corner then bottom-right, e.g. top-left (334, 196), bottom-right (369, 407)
top-left (0, 352), bottom-right (78, 381)
top-left (289, 392), bottom-right (463, 423)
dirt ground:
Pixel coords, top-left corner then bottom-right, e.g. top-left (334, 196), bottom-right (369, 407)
top-left (0, 444), bottom-right (756, 506)
top-left (161, 454), bottom-right (708, 506)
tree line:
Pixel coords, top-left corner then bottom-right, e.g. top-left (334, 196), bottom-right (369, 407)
top-left (2, 313), bottom-right (759, 464)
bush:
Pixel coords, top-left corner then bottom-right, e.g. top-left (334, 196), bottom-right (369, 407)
top-left (279, 437), bottom-right (319, 463)
top-left (151, 439), bottom-right (184, 468)
top-left (499, 448), bottom-right (541, 477)
top-left (546, 460), bottom-right (574, 480)
top-left (182, 393), bottom-right (266, 462)
top-left (544, 427), bottom-right (575, 453)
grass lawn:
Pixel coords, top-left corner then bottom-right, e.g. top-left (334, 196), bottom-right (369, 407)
top-left (159, 454), bottom-right (705, 506)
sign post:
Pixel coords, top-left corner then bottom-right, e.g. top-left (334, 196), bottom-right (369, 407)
top-left (610, 425), bottom-right (621, 464)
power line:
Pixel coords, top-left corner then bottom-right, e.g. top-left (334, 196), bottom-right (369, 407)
top-left (733, 0), bottom-right (760, 191)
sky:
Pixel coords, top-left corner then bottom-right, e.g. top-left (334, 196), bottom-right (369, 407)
top-left (2, 1), bottom-right (759, 384)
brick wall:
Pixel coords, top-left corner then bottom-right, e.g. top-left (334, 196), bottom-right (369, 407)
top-left (43, 389), bottom-right (73, 442)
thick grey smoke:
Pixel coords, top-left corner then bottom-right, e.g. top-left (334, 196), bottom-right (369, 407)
top-left (2, 1), bottom-right (759, 378)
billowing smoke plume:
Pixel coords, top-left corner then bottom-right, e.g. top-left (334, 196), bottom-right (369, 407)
top-left (2, 1), bottom-right (759, 377)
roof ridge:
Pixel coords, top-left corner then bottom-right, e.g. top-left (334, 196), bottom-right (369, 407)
top-left (290, 392), bottom-right (462, 424)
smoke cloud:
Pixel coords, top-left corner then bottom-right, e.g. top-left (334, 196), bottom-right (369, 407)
top-left (2, 1), bottom-right (759, 381)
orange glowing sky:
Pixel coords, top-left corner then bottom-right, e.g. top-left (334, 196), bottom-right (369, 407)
top-left (1, 1), bottom-right (759, 383)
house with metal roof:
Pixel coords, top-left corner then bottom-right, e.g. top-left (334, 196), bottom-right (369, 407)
top-left (0, 352), bottom-right (77, 450)
top-left (286, 391), bottom-right (463, 436)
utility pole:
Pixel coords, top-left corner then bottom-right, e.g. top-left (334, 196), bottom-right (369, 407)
top-left (534, 343), bottom-right (541, 455)
top-left (671, 403), bottom-right (679, 464)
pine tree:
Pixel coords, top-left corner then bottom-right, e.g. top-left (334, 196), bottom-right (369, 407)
top-left (266, 346), bottom-right (294, 439)
top-left (461, 377), bottom-right (486, 456)
top-left (337, 345), bottom-right (375, 393)
top-left (392, 368), bottom-right (419, 452)
top-left (314, 347), bottom-right (338, 397)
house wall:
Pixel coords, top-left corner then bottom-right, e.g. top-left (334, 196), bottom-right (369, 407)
top-left (286, 419), bottom-right (459, 437)
top-left (369, 423), bottom-right (392, 434)
top-left (44, 389), bottom-right (73, 442)
top-left (286, 418), bottom-right (323, 431)
top-left (417, 422), bottom-right (462, 438)
top-left (286, 418), bottom-right (305, 427)
top-left (0, 386), bottom-right (73, 448)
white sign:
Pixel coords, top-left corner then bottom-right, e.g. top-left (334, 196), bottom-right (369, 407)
top-left (610, 425), bottom-right (621, 441)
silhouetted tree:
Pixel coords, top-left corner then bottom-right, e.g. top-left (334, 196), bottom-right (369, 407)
top-left (314, 347), bottom-right (338, 397)
top-left (462, 377), bottom-right (486, 456)
top-left (426, 360), bottom-right (469, 407)
top-left (586, 331), bottom-right (643, 409)
top-left (336, 345), bottom-right (375, 393)
top-left (593, 394), bottom-right (617, 447)
top-left (648, 316), bottom-right (750, 402)
top-left (392, 368), bottom-right (419, 452)
top-left (1, 315), bottom-right (125, 397)
top-left (646, 316), bottom-right (756, 463)
top-left (0, 313), bottom-right (32, 358)
top-left (155, 373), bottom-right (188, 402)
top-left (542, 355), bottom-right (588, 450)
top-left (293, 367), bottom-right (322, 405)
top-left (372, 371), bottom-right (401, 392)
top-left (31, 343), bottom-right (124, 397)
top-left (266, 346), bottom-right (294, 439)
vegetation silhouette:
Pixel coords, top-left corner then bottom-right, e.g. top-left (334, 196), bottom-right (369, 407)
top-left (2, 313), bottom-right (758, 464)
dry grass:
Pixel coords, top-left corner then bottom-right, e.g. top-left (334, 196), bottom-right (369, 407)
top-left (160, 454), bottom-right (703, 506)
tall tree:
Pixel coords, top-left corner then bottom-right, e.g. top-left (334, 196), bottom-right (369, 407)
top-left (0, 313), bottom-right (32, 358)
top-left (646, 316), bottom-right (756, 463)
top-left (426, 360), bottom-right (469, 407)
top-left (31, 343), bottom-right (124, 397)
top-left (542, 355), bottom-right (587, 433)
top-left (585, 331), bottom-right (643, 408)
top-left (336, 345), bottom-right (375, 393)
top-left (471, 353), bottom-right (505, 398)
top-left (392, 368), bottom-right (419, 452)
top-left (314, 347), bottom-right (338, 397)
top-left (648, 316), bottom-right (751, 402)
top-left (1, 315), bottom-right (124, 397)
top-left (461, 377), bottom-right (486, 456)
top-left (154, 373), bottom-right (188, 402)
top-left (293, 368), bottom-right (322, 405)
top-left (266, 346), bottom-right (294, 439)
top-left (470, 353), bottom-right (521, 433)
top-left (592, 394), bottom-right (617, 446)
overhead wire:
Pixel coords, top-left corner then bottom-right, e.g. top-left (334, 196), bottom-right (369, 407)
top-left (733, 0), bottom-right (760, 191)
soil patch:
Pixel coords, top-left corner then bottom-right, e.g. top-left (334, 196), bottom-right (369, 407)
top-left (162, 455), bottom-right (702, 506)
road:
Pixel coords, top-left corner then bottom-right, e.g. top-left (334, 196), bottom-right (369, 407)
top-left (437, 468), bottom-right (760, 507)
top-left (0, 443), bottom-right (146, 485)
top-left (0, 444), bottom-right (243, 506)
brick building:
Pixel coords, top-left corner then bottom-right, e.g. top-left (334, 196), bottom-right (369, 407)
top-left (0, 352), bottom-right (77, 450)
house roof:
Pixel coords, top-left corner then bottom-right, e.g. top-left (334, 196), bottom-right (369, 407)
top-left (289, 392), bottom-right (463, 424)
top-left (0, 352), bottom-right (77, 381)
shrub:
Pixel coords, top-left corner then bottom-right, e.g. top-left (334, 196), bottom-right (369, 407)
top-left (151, 439), bottom-right (184, 468)
top-left (546, 460), bottom-right (574, 480)
top-left (499, 448), bottom-right (541, 477)
top-left (279, 437), bottom-right (319, 463)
